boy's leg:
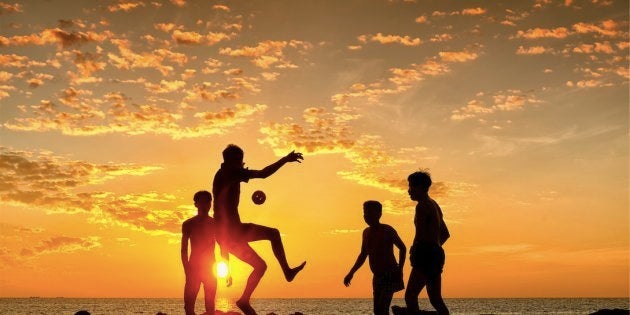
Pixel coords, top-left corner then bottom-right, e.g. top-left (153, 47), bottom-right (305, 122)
top-left (404, 268), bottom-right (426, 314)
top-left (426, 276), bottom-right (449, 315)
top-left (374, 289), bottom-right (394, 315)
top-left (184, 275), bottom-right (201, 315)
top-left (240, 223), bottom-right (306, 281)
top-left (228, 241), bottom-right (267, 315)
top-left (202, 277), bottom-right (217, 315)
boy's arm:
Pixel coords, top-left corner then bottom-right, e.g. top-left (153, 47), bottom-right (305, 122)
top-left (343, 230), bottom-right (368, 287)
top-left (392, 229), bottom-right (406, 270)
top-left (217, 243), bottom-right (232, 287)
top-left (180, 223), bottom-right (190, 274)
top-left (248, 151), bottom-right (303, 179)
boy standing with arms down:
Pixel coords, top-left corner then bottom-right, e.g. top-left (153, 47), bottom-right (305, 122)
top-left (181, 190), bottom-right (217, 315)
top-left (405, 171), bottom-right (450, 315)
top-left (344, 200), bottom-right (407, 315)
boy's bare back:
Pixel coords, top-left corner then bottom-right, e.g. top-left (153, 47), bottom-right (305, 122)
top-left (364, 224), bottom-right (401, 275)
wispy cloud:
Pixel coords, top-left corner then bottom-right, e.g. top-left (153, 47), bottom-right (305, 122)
top-left (451, 90), bottom-right (542, 121)
top-left (219, 40), bottom-right (313, 69)
top-left (0, 147), bottom-right (189, 235)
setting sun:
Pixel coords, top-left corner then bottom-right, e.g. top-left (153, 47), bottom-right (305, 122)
top-left (216, 261), bottom-right (229, 279)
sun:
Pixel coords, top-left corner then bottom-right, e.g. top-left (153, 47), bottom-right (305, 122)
top-left (216, 261), bottom-right (229, 278)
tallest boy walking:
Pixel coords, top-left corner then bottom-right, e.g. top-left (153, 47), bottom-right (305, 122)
top-left (212, 144), bottom-right (306, 315)
top-left (405, 171), bottom-right (450, 315)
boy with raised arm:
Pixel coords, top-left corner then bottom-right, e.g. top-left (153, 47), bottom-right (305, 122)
top-left (344, 200), bottom-right (407, 315)
top-left (212, 144), bottom-right (306, 315)
top-left (181, 190), bottom-right (217, 315)
top-left (405, 171), bottom-right (450, 315)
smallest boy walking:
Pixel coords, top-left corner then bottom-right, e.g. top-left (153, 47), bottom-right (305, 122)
top-left (181, 190), bottom-right (218, 315)
top-left (344, 201), bottom-right (407, 315)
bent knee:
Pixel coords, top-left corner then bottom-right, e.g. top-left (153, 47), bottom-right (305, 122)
top-left (254, 260), bottom-right (267, 273)
top-left (268, 228), bottom-right (280, 239)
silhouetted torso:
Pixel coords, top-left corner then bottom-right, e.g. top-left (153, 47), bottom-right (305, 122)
top-left (413, 198), bottom-right (442, 246)
top-left (212, 164), bottom-right (255, 225)
top-left (364, 224), bottom-right (399, 275)
top-left (182, 215), bottom-right (216, 264)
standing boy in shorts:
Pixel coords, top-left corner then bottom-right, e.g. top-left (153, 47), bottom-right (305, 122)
top-left (405, 171), bottom-right (450, 315)
top-left (181, 190), bottom-right (217, 315)
top-left (344, 200), bottom-right (407, 315)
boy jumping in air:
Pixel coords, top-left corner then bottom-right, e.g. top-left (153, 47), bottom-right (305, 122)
top-left (212, 144), bottom-right (306, 315)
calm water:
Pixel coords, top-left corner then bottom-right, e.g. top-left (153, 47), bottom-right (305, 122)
top-left (0, 298), bottom-right (628, 314)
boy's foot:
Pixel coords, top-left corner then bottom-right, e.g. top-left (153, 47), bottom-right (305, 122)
top-left (236, 299), bottom-right (257, 315)
top-left (284, 261), bottom-right (306, 282)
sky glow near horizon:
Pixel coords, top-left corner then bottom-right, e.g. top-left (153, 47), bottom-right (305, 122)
top-left (0, 0), bottom-right (628, 299)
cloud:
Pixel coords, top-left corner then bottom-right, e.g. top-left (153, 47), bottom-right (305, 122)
top-left (107, 39), bottom-right (178, 76)
top-left (20, 236), bottom-right (101, 257)
top-left (0, 2), bottom-right (22, 15)
top-left (415, 15), bottom-right (427, 24)
top-left (430, 33), bottom-right (453, 42)
top-left (516, 45), bottom-right (550, 55)
top-left (213, 4), bottom-right (230, 12)
top-left (461, 7), bottom-right (487, 15)
top-left (0, 147), bottom-right (189, 235)
top-left (108, 1), bottom-right (145, 12)
top-left (357, 33), bottom-right (422, 46)
top-left (4, 80), bottom-right (268, 138)
top-left (154, 23), bottom-right (179, 33)
top-left (170, 0), bottom-right (186, 7)
top-left (439, 50), bottom-right (479, 62)
top-left (516, 27), bottom-right (570, 39)
top-left (172, 30), bottom-right (231, 45)
top-left (572, 20), bottom-right (622, 37)
top-left (0, 28), bottom-right (112, 49)
top-left (219, 40), bottom-right (313, 69)
top-left (451, 90), bottom-right (542, 120)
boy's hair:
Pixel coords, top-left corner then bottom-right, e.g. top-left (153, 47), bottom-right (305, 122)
top-left (408, 170), bottom-right (432, 192)
top-left (193, 190), bottom-right (212, 203)
top-left (223, 144), bottom-right (244, 162)
top-left (363, 200), bottom-right (382, 217)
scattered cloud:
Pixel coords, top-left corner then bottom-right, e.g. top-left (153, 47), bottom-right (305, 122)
top-left (219, 40), bottom-right (313, 69)
top-left (451, 90), bottom-right (542, 120)
top-left (461, 7), bottom-right (487, 16)
top-left (107, 1), bottom-right (145, 12)
top-left (516, 45), bottom-right (550, 55)
top-left (357, 33), bottom-right (422, 46)
top-left (0, 2), bottom-right (22, 15)
top-left (516, 27), bottom-right (570, 39)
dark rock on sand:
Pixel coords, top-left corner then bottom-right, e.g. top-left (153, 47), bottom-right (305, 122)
top-left (392, 305), bottom-right (437, 315)
top-left (589, 309), bottom-right (630, 315)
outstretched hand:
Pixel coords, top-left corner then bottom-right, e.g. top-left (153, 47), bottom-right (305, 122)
top-left (284, 150), bottom-right (304, 163)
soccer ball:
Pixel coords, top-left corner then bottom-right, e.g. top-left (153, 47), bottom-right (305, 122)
top-left (252, 190), bottom-right (266, 205)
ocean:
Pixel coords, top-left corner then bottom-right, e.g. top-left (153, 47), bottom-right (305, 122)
top-left (0, 298), bottom-right (628, 314)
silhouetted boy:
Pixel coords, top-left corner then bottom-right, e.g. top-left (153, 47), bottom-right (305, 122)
top-left (405, 171), bottom-right (450, 315)
top-left (181, 190), bottom-right (217, 315)
top-left (212, 144), bottom-right (306, 315)
top-left (344, 200), bottom-right (406, 315)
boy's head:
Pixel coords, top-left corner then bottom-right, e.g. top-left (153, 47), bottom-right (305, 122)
top-left (408, 170), bottom-right (432, 201)
top-left (222, 144), bottom-right (244, 167)
top-left (193, 190), bottom-right (212, 214)
top-left (363, 200), bottom-right (382, 226)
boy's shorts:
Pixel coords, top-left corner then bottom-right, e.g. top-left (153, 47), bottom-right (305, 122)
top-left (409, 243), bottom-right (445, 278)
top-left (372, 269), bottom-right (405, 293)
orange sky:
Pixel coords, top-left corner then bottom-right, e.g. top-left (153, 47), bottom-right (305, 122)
top-left (0, 0), bottom-right (628, 299)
